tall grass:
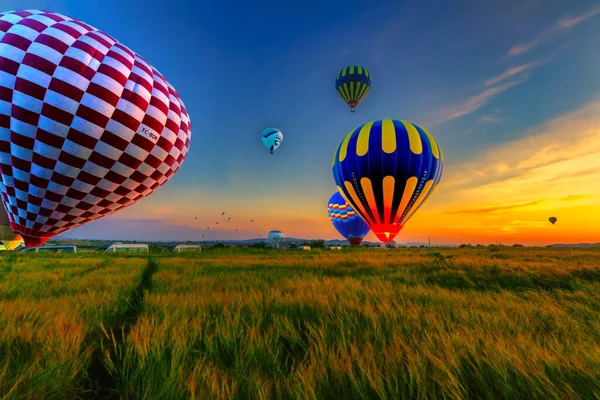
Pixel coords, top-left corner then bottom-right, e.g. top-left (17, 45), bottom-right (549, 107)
top-left (0, 256), bottom-right (148, 399)
top-left (102, 248), bottom-right (600, 399)
top-left (1, 248), bottom-right (600, 398)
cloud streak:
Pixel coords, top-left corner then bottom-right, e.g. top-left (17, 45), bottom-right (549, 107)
top-left (449, 200), bottom-right (545, 215)
top-left (484, 62), bottom-right (538, 86)
top-left (434, 77), bottom-right (527, 124)
top-left (508, 5), bottom-right (600, 57)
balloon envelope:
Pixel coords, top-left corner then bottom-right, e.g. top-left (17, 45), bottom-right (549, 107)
top-left (335, 66), bottom-right (371, 112)
top-left (262, 128), bottom-right (283, 154)
top-left (332, 120), bottom-right (443, 243)
top-left (327, 191), bottom-right (369, 247)
top-left (0, 10), bottom-right (191, 247)
top-left (268, 230), bottom-right (284, 248)
top-left (549, 217), bottom-right (557, 225)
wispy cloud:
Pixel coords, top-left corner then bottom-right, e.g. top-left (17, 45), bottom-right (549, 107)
top-left (433, 58), bottom-right (549, 125)
top-left (560, 194), bottom-right (593, 202)
top-left (449, 200), bottom-right (545, 215)
top-left (484, 62), bottom-right (538, 86)
top-left (434, 77), bottom-right (526, 124)
top-left (508, 5), bottom-right (600, 57)
top-left (443, 100), bottom-right (600, 189)
top-left (479, 115), bottom-right (505, 123)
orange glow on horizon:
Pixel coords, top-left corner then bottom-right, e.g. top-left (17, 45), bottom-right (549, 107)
top-left (104, 100), bottom-right (600, 246)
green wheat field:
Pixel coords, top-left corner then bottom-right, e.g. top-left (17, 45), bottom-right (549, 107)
top-left (1, 246), bottom-right (600, 399)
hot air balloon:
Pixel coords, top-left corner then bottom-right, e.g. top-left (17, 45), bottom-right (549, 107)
top-left (0, 10), bottom-right (191, 247)
top-left (327, 191), bottom-right (369, 247)
top-left (549, 217), bottom-right (557, 225)
top-left (268, 230), bottom-right (284, 248)
top-left (335, 66), bottom-right (371, 112)
top-left (0, 204), bottom-right (22, 250)
top-left (261, 128), bottom-right (283, 154)
top-left (332, 120), bottom-right (443, 243)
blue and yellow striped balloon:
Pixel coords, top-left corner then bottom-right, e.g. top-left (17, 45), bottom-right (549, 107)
top-left (335, 65), bottom-right (371, 112)
top-left (332, 120), bottom-right (443, 243)
top-left (327, 191), bottom-right (370, 247)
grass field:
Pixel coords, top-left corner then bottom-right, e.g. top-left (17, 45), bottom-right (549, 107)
top-left (1, 247), bottom-right (600, 399)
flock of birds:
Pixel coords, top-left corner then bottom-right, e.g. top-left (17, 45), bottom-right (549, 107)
top-left (195, 212), bottom-right (256, 239)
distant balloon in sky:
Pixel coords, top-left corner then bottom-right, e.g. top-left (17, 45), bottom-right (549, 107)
top-left (0, 10), bottom-right (191, 247)
top-left (332, 120), bottom-right (443, 243)
top-left (268, 230), bottom-right (284, 248)
top-left (327, 191), bottom-right (369, 247)
top-left (549, 217), bottom-right (557, 225)
top-left (261, 128), bottom-right (283, 154)
top-left (335, 65), bottom-right (371, 112)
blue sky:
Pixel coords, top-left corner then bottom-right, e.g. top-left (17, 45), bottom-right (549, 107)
top-left (6, 0), bottom-right (600, 243)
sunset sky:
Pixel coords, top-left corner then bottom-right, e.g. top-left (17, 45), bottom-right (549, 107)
top-left (10, 0), bottom-right (600, 245)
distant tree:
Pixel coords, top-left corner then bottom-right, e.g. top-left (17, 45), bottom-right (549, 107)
top-left (310, 240), bottom-right (326, 249)
top-left (289, 243), bottom-right (298, 249)
top-left (148, 244), bottom-right (162, 253)
top-left (512, 244), bottom-right (523, 247)
top-left (248, 242), bottom-right (267, 249)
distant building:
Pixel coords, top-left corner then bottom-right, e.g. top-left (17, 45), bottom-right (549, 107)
top-left (301, 246), bottom-right (311, 251)
top-left (104, 243), bottom-right (149, 253)
top-left (172, 244), bottom-right (201, 253)
top-left (21, 245), bottom-right (76, 254)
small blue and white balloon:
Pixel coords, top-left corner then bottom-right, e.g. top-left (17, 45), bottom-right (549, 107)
top-left (261, 128), bottom-right (284, 155)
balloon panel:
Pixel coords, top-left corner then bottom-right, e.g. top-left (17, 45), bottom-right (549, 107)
top-left (0, 10), bottom-right (191, 247)
top-left (332, 120), bottom-right (443, 243)
top-left (327, 191), bottom-right (369, 247)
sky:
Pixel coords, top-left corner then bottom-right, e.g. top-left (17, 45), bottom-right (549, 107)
top-left (6, 0), bottom-right (600, 245)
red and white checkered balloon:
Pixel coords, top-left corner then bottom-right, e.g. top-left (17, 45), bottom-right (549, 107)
top-left (0, 10), bottom-right (192, 247)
